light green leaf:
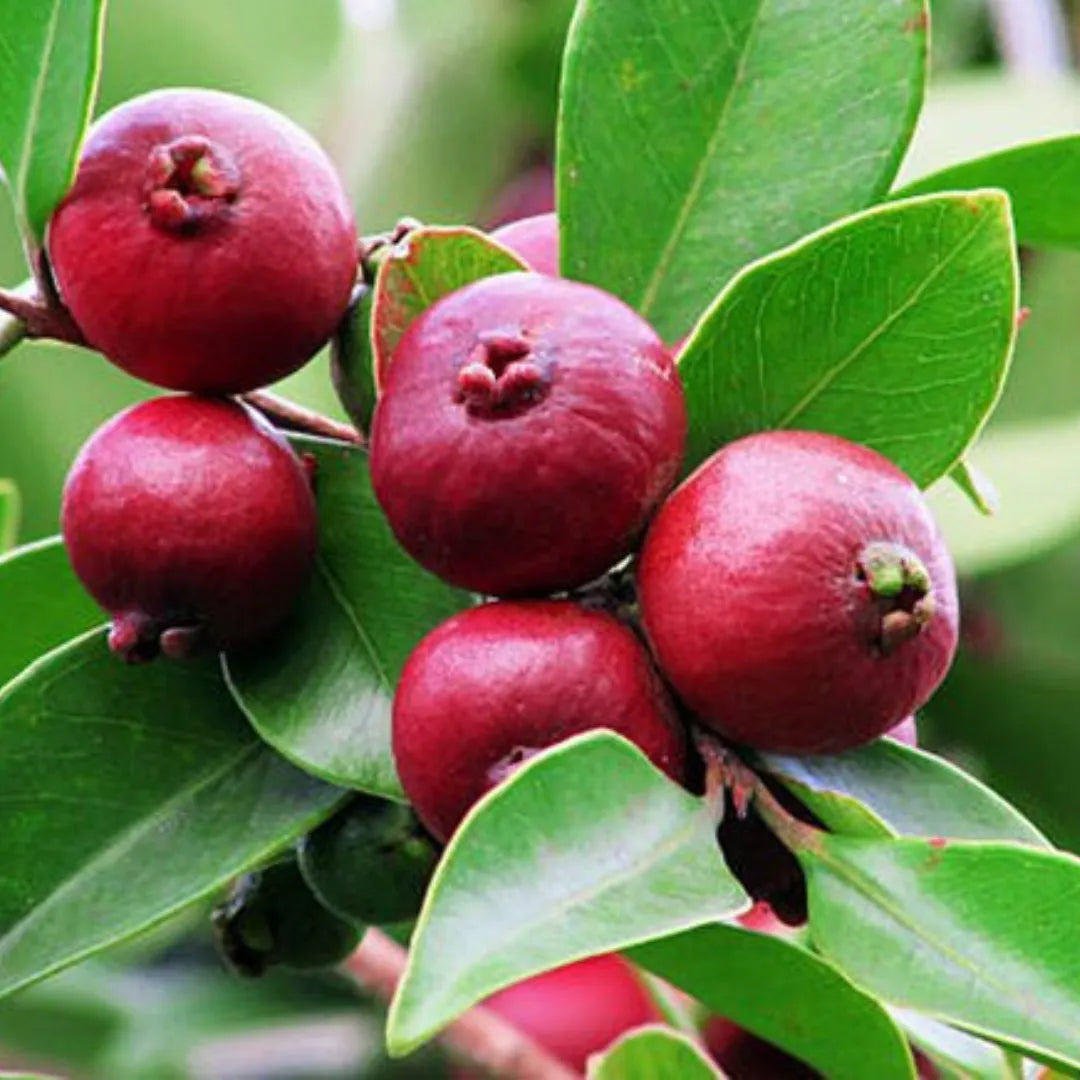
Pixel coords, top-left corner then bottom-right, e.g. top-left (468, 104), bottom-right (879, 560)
top-left (949, 458), bottom-right (997, 516)
top-left (0, 480), bottom-right (21, 552)
top-left (587, 1026), bottom-right (721, 1080)
top-left (678, 191), bottom-right (1018, 485)
top-left (558, 0), bottom-right (928, 341)
top-left (890, 1007), bottom-right (1011, 1080)
top-left (387, 732), bottom-right (747, 1055)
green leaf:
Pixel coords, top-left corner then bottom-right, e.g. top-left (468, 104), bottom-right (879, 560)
top-left (224, 437), bottom-right (468, 799)
top-left (678, 192), bottom-right (1018, 485)
top-left (949, 458), bottom-right (997, 516)
top-left (0, 537), bottom-right (102, 690)
top-left (587, 1026), bottom-right (721, 1079)
top-left (760, 740), bottom-right (1049, 847)
top-left (896, 136), bottom-right (1080, 252)
top-left (800, 833), bottom-right (1080, 1072)
top-left (0, 629), bottom-right (343, 1000)
top-left (0, 480), bottom-right (21, 552)
top-left (371, 225), bottom-right (528, 388)
top-left (331, 285), bottom-right (377, 434)
top-left (558, 0), bottom-right (928, 341)
top-left (631, 925), bottom-right (916, 1080)
top-left (387, 732), bottom-right (747, 1055)
top-left (0, 0), bottom-right (106, 248)
top-left (890, 1007), bottom-right (1011, 1080)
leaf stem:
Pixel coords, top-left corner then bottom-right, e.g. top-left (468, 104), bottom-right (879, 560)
top-left (241, 390), bottom-right (366, 447)
top-left (345, 928), bottom-right (580, 1080)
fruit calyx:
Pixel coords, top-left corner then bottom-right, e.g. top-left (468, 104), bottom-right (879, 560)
top-left (855, 541), bottom-right (936, 656)
top-left (108, 610), bottom-right (208, 663)
top-left (455, 331), bottom-right (548, 417)
top-left (144, 135), bottom-right (241, 232)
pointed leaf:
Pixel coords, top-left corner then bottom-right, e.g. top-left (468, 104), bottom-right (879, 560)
top-left (800, 833), bottom-right (1080, 1072)
top-left (224, 437), bottom-right (468, 799)
top-left (0, 630), bottom-right (343, 1000)
top-left (890, 1007), bottom-right (1010, 1080)
top-left (587, 1026), bottom-right (721, 1080)
top-left (631, 925), bottom-right (915, 1080)
top-left (678, 192), bottom-right (1018, 485)
top-left (558, 0), bottom-right (928, 341)
top-left (0, 0), bottom-right (106, 247)
top-left (387, 732), bottom-right (747, 1054)
top-left (949, 459), bottom-right (997, 516)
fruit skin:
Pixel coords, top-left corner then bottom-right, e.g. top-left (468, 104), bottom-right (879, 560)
top-left (48, 87), bottom-right (357, 393)
top-left (371, 273), bottom-right (686, 597)
top-left (393, 600), bottom-right (686, 841)
top-left (298, 796), bottom-right (439, 926)
top-left (639, 431), bottom-right (959, 754)
top-left (490, 212), bottom-right (558, 275)
top-left (62, 396), bottom-right (318, 662)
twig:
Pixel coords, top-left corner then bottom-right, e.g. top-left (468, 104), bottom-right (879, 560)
top-left (242, 390), bottom-right (365, 447)
top-left (0, 279), bottom-right (85, 345)
top-left (345, 928), bottom-right (580, 1080)
top-left (986, 0), bottom-right (1071, 76)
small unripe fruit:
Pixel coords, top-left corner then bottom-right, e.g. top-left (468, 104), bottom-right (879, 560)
top-left (490, 212), bottom-right (559, 275)
top-left (371, 273), bottom-right (686, 597)
top-left (639, 431), bottom-right (958, 754)
top-left (393, 600), bottom-right (686, 841)
top-left (49, 88), bottom-right (357, 393)
top-left (62, 396), bottom-right (318, 662)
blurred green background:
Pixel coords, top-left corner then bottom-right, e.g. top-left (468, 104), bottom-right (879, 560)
top-left (4, 0), bottom-right (1080, 1075)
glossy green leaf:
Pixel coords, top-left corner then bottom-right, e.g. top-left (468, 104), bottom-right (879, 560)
top-left (587, 1026), bottom-right (720, 1080)
top-left (890, 1007), bottom-right (1010, 1080)
top-left (558, 0), bottom-right (928, 341)
top-left (760, 739), bottom-right (1048, 847)
top-left (0, 0), bottom-right (106, 247)
top-left (0, 629), bottom-right (343, 1000)
top-left (801, 833), bottom-right (1080, 1072)
top-left (224, 437), bottom-right (468, 799)
top-left (0, 480), bottom-right (20, 552)
top-left (0, 537), bottom-right (102, 690)
top-left (331, 285), bottom-right (377, 434)
top-left (948, 458), bottom-right (997, 516)
top-left (632, 925), bottom-right (915, 1080)
top-left (371, 225), bottom-right (528, 388)
top-left (678, 192), bottom-right (1018, 484)
top-left (387, 732), bottom-right (747, 1055)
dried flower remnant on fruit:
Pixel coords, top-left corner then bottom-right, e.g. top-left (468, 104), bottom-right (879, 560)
top-left (143, 135), bottom-right (241, 231)
top-left (855, 541), bottom-right (937, 656)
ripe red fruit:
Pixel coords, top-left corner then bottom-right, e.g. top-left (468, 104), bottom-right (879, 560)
top-left (490, 212), bottom-right (559, 275)
top-left (49, 88), bottom-right (357, 394)
top-left (639, 431), bottom-right (958, 754)
top-left (371, 273), bottom-right (686, 597)
top-left (393, 600), bottom-right (686, 841)
top-left (62, 396), bottom-right (318, 662)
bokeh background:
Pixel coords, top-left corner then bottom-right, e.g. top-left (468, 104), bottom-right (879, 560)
top-left (2, 0), bottom-right (1080, 1075)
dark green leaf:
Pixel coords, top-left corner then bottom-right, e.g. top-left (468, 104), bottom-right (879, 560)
top-left (0, 0), bottom-right (106, 246)
top-left (678, 192), bottom-right (1018, 485)
top-left (387, 733), bottom-right (747, 1054)
top-left (632, 925), bottom-right (915, 1080)
top-left (224, 438), bottom-right (468, 799)
top-left (801, 833), bottom-right (1080, 1072)
top-left (331, 285), bottom-right (377, 434)
top-left (371, 226), bottom-right (527, 388)
top-left (760, 739), bottom-right (1048, 846)
top-left (0, 630), bottom-right (343, 1000)
top-left (587, 1026), bottom-right (720, 1079)
top-left (558, 0), bottom-right (928, 341)
top-left (0, 480), bottom-right (21, 552)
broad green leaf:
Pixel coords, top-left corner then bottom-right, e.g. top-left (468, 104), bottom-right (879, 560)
top-left (331, 285), bottom-right (377, 434)
top-left (387, 733), bottom-right (747, 1054)
top-left (0, 480), bottom-right (20, 552)
top-left (587, 1026), bottom-right (720, 1079)
top-left (0, 629), bottom-right (343, 1000)
top-left (632, 925), bottom-right (915, 1080)
top-left (558, 0), bottom-right (928, 341)
top-left (224, 437), bottom-right (468, 799)
top-left (760, 739), bottom-right (1048, 847)
top-left (0, 0), bottom-right (106, 247)
top-left (897, 136), bottom-right (1080, 251)
top-left (890, 1007), bottom-right (1010, 1080)
top-left (678, 192), bottom-right (1018, 484)
top-left (800, 833), bottom-right (1080, 1072)
top-left (371, 226), bottom-right (528, 387)
top-left (0, 537), bottom-right (102, 689)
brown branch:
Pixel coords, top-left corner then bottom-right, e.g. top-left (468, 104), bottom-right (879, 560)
top-left (345, 928), bottom-right (581, 1080)
top-left (0, 280), bottom-right (85, 346)
top-left (242, 390), bottom-right (365, 447)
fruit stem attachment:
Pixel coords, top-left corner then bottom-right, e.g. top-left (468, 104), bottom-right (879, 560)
top-left (0, 279), bottom-right (86, 348)
top-left (345, 929), bottom-right (579, 1080)
top-left (855, 541), bottom-right (936, 656)
top-left (241, 390), bottom-right (365, 447)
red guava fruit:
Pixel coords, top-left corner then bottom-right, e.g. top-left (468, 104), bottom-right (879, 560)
top-left (370, 273), bottom-right (686, 597)
top-left (62, 396), bottom-right (318, 662)
top-left (48, 88), bottom-right (357, 393)
top-left (392, 600), bottom-right (686, 841)
top-left (491, 212), bottom-right (559, 275)
top-left (638, 431), bottom-right (959, 754)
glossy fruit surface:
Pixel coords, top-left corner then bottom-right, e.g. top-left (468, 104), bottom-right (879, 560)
top-left (371, 273), bottom-right (685, 596)
top-left (639, 431), bottom-right (958, 754)
top-left (393, 600), bottom-right (686, 841)
top-left (62, 396), bottom-right (318, 662)
top-left (49, 88), bottom-right (357, 393)
top-left (491, 212), bottom-right (559, 275)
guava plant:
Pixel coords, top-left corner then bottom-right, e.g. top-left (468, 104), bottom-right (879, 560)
top-left (0, 1), bottom-right (1078, 1078)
